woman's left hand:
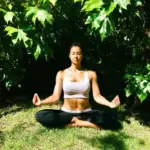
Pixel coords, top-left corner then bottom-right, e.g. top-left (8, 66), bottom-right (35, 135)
top-left (110, 95), bottom-right (120, 108)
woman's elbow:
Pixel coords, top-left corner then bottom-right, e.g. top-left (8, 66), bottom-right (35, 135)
top-left (93, 94), bottom-right (102, 102)
top-left (52, 95), bottom-right (60, 102)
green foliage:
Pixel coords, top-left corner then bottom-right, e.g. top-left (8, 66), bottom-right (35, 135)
top-left (49, 0), bottom-right (57, 6)
top-left (114, 0), bottom-right (130, 10)
top-left (82, 0), bottom-right (104, 12)
top-left (74, 0), bottom-right (133, 40)
top-left (5, 26), bottom-right (33, 48)
top-left (4, 11), bottom-right (15, 24)
top-left (0, 0), bottom-right (55, 91)
top-left (0, 0), bottom-right (149, 106)
top-left (124, 63), bottom-right (150, 102)
top-left (25, 6), bottom-right (53, 27)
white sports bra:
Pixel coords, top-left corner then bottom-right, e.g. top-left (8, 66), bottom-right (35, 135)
top-left (63, 69), bottom-right (91, 99)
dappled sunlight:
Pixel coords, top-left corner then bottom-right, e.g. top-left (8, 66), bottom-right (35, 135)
top-left (0, 104), bottom-right (150, 150)
top-left (0, 131), bottom-right (5, 147)
top-left (77, 132), bottom-right (129, 150)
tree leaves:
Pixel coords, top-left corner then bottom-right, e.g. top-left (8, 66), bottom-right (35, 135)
top-left (82, 0), bottom-right (104, 12)
top-left (146, 64), bottom-right (150, 70)
top-left (106, 1), bottom-right (116, 15)
top-left (34, 44), bottom-right (41, 60)
top-left (137, 90), bottom-right (148, 102)
top-left (81, 0), bottom-right (133, 40)
top-left (124, 64), bottom-right (150, 102)
top-left (25, 7), bottom-right (53, 27)
top-left (4, 12), bottom-right (15, 24)
top-left (82, 1), bottom-right (116, 40)
top-left (5, 26), bottom-right (32, 48)
top-left (49, 0), bottom-right (57, 6)
top-left (114, 0), bottom-right (130, 10)
top-left (74, 0), bottom-right (84, 3)
top-left (100, 17), bottom-right (114, 41)
top-left (85, 2), bottom-right (115, 41)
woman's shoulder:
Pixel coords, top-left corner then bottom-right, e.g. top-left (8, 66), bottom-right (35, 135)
top-left (87, 70), bottom-right (96, 74)
top-left (56, 69), bottom-right (68, 79)
top-left (57, 69), bottom-right (67, 74)
top-left (86, 70), bottom-right (97, 79)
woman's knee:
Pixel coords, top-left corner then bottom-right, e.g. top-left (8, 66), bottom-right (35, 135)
top-left (35, 111), bottom-right (43, 122)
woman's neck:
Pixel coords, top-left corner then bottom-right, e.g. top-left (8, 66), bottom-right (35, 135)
top-left (69, 64), bottom-right (83, 71)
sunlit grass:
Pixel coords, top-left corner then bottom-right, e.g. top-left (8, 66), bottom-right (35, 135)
top-left (0, 104), bottom-right (150, 150)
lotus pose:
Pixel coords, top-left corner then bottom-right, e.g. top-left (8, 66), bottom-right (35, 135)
top-left (32, 43), bottom-right (120, 130)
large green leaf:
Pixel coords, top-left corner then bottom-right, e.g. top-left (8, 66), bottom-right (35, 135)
top-left (85, 13), bottom-right (99, 25)
top-left (137, 90), bottom-right (148, 102)
top-left (99, 17), bottom-right (114, 40)
top-left (125, 84), bottom-right (136, 97)
top-left (5, 26), bottom-right (32, 48)
top-left (98, 9), bottom-right (107, 21)
top-left (85, 3), bottom-right (116, 35)
top-left (106, 1), bottom-right (116, 15)
top-left (26, 7), bottom-right (53, 26)
top-left (34, 44), bottom-right (41, 60)
top-left (33, 10), bottom-right (53, 26)
top-left (91, 17), bottom-right (101, 30)
top-left (139, 80), bottom-right (148, 89)
top-left (114, 0), bottom-right (130, 9)
top-left (135, 74), bottom-right (143, 83)
top-left (0, 8), bottom-right (6, 13)
top-left (125, 88), bottom-right (132, 97)
top-left (49, 0), bottom-right (57, 6)
top-left (146, 64), bottom-right (150, 70)
top-left (25, 7), bottom-right (38, 18)
top-left (135, 0), bottom-right (142, 6)
top-left (41, 10), bottom-right (53, 24)
top-left (5, 26), bottom-right (18, 36)
top-left (8, 4), bottom-right (13, 10)
top-left (82, 0), bottom-right (104, 12)
top-left (4, 11), bottom-right (15, 24)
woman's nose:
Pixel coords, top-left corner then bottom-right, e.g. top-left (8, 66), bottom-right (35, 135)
top-left (74, 54), bottom-right (78, 57)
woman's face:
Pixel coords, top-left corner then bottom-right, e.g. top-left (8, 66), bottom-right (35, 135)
top-left (69, 46), bottom-right (83, 65)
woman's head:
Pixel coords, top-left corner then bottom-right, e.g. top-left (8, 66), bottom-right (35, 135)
top-left (69, 42), bottom-right (83, 65)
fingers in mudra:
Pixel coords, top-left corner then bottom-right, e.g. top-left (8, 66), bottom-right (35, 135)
top-left (113, 95), bottom-right (120, 106)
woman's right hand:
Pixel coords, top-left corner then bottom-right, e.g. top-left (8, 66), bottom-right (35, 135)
top-left (32, 93), bottom-right (41, 106)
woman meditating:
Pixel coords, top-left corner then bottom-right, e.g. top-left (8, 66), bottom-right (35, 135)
top-left (32, 43), bottom-right (120, 130)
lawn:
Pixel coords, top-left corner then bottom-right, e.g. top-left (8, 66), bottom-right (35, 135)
top-left (0, 103), bottom-right (150, 150)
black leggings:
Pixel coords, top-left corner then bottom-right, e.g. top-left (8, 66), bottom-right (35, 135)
top-left (35, 109), bottom-right (117, 129)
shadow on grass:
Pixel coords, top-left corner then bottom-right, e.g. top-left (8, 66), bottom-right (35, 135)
top-left (79, 132), bottom-right (130, 150)
top-left (0, 131), bottom-right (5, 145)
top-left (0, 106), bottom-right (23, 118)
top-left (0, 95), bottom-right (35, 118)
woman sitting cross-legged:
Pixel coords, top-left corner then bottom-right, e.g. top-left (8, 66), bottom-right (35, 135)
top-left (32, 43), bottom-right (120, 130)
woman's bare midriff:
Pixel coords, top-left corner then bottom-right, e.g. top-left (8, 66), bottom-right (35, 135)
top-left (63, 98), bottom-right (91, 110)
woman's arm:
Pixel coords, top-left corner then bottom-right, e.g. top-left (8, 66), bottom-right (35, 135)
top-left (32, 70), bottom-right (63, 106)
top-left (90, 71), bottom-right (120, 108)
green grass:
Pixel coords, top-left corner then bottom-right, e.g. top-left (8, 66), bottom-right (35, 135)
top-left (0, 104), bottom-right (150, 150)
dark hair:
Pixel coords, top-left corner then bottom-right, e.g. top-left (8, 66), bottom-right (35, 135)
top-left (69, 42), bottom-right (83, 53)
top-left (69, 42), bottom-right (88, 67)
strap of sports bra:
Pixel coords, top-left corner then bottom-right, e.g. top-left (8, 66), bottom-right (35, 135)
top-left (84, 71), bottom-right (89, 80)
top-left (64, 69), bottom-right (69, 80)
top-left (64, 69), bottom-right (89, 81)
